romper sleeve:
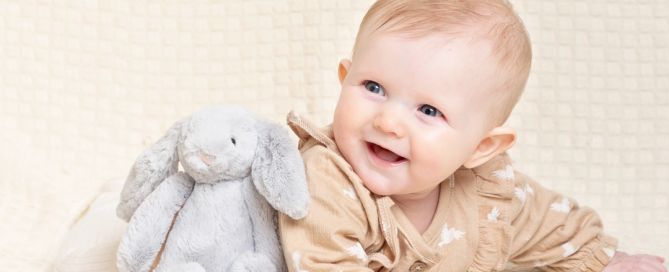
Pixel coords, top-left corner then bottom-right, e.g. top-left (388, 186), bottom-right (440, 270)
top-left (506, 171), bottom-right (618, 271)
top-left (278, 146), bottom-right (375, 272)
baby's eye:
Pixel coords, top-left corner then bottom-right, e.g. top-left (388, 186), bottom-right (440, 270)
top-left (418, 104), bottom-right (443, 118)
top-left (364, 80), bottom-right (385, 96)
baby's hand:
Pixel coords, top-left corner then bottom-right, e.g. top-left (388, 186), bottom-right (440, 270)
top-left (603, 251), bottom-right (666, 272)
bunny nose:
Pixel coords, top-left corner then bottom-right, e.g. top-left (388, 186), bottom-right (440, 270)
top-left (198, 152), bottom-right (216, 166)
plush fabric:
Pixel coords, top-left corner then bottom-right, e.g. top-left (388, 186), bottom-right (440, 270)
top-left (115, 106), bottom-right (309, 272)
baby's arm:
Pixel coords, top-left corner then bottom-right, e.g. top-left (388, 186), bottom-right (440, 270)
top-left (278, 148), bottom-right (375, 272)
top-left (507, 172), bottom-right (667, 272)
top-left (506, 172), bottom-right (618, 271)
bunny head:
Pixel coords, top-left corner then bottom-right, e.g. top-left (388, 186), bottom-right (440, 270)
top-left (178, 107), bottom-right (258, 184)
top-left (117, 106), bottom-right (309, 221)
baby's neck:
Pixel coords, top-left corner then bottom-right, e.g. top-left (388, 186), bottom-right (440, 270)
top-left (391, 184), bottom-right (441, 234)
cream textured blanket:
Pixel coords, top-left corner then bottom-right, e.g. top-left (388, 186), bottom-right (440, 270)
top-left (0, 1), bottom-right (667, 271)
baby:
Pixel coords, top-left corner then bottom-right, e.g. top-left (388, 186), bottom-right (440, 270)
top-left (279, 0), bottom-right (666, 271)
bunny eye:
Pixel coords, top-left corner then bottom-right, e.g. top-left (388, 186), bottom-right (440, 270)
top-left (231, 137), bottom-right (236, 145)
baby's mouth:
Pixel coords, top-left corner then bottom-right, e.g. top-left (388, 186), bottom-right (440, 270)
top-left (367, 142), bottom-right (407, 163)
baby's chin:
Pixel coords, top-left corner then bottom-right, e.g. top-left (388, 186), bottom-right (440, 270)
top-left (356, 170), bottom-right (398, 196)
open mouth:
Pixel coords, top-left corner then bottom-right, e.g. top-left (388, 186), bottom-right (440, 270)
top-left (366, 142), bottom-right (407, 164)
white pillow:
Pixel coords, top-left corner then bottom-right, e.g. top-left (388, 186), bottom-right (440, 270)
top-left (52, 180), bottom-right (126, 272)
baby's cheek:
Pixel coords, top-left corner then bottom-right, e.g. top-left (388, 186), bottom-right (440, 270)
top-left (415, 147), bottom-right (463, 177)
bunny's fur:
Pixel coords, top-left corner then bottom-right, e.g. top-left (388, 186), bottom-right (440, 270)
top-left (116, 106), bottom-right (309, 272)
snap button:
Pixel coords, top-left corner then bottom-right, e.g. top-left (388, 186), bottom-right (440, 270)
top-left (409, 261), bottom-right (428, 272)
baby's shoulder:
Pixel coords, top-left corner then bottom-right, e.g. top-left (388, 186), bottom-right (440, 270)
top-left (300, 143), bottom-right (348, 172)
top-left (299, 144), bottom-right (377, 225)
top-left (286, 111), bottom-right (338, 152)
top-left (467, 153), bottom-right (543, 212)
top-left (301, 144), bottom-right (368, 192)
top-left (470, 152), bottom-right (537, 188)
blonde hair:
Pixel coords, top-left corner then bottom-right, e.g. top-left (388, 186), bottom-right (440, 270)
top-left (353, 0), bottom-right (532, 126)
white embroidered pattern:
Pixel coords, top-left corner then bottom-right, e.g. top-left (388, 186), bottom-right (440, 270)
top-left (438, 223), bottom-right (465, 247)
top-left (292, 251), bottom-right (308, 272)
top-left (487, 207), bottom-right (500, 222)
top-left (492, 165), bottom-right (515, 181)
top-left (533, 260), bottom-right (547, 267)
top-left (561, 242), bottom-right (578, 257)
top-left (603, 247), bottom-right (616, 258)
top-left (550, 198), bottom-right (572, 213)
top-left (342, 187), bottom-right (357, 201)
top-left (533, 260), bottom-right (546, 267)
top-left (345, 242), bottom-right (368, 261)
top-left (525, 184), bottom-right (534, 195)
top-left (514, 184), bottom-right (534, 204)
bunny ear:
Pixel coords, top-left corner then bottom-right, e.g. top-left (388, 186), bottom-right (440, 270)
top-left (251, 120), bottom-right (309, 219)
top-left (116, 117), bottom-right (189, 221)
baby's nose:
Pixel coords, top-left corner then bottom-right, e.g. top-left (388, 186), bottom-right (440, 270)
top-left (373, 107), bottom-right (406, 138)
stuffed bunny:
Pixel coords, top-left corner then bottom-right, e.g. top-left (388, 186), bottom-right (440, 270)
top-left (115, 106), bottom-right (309, 272)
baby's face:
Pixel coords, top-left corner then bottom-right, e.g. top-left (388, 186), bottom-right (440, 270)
top-left (332, 31), bottom-right (502, 199)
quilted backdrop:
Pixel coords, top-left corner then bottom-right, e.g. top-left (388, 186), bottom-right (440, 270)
top-left (0, 0), bottom-right (667, 271)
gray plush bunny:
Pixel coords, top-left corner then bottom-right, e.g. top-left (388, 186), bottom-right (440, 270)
top-left (115, 106), bottom-right (309, 272)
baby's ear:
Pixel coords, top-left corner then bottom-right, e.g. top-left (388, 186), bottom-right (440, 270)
top-left (338, 59), bottom-right (351, 84)
top-left (463, 127), bottom-right (516, 169)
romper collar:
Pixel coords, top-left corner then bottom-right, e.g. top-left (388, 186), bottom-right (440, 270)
top-left (286, 111), bottom-right (340, 155)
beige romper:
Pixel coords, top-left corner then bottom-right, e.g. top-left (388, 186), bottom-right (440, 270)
top-left (279, 112), bottom-right (618, 272)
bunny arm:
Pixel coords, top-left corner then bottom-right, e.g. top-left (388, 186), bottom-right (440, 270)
top-left (229, 180), bottom-right (283, 272)
top-left (117, 172), bottom-right (195, 272)
top-left (117, 119), bottom-right (187, 221)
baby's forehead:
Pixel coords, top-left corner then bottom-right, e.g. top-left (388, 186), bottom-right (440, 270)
top-left (355, 32), bottom-right (504, 89)
top-left (354, 22), bottom-right (494, 59)
top-left (363, 32), bottom-right (502, 80)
